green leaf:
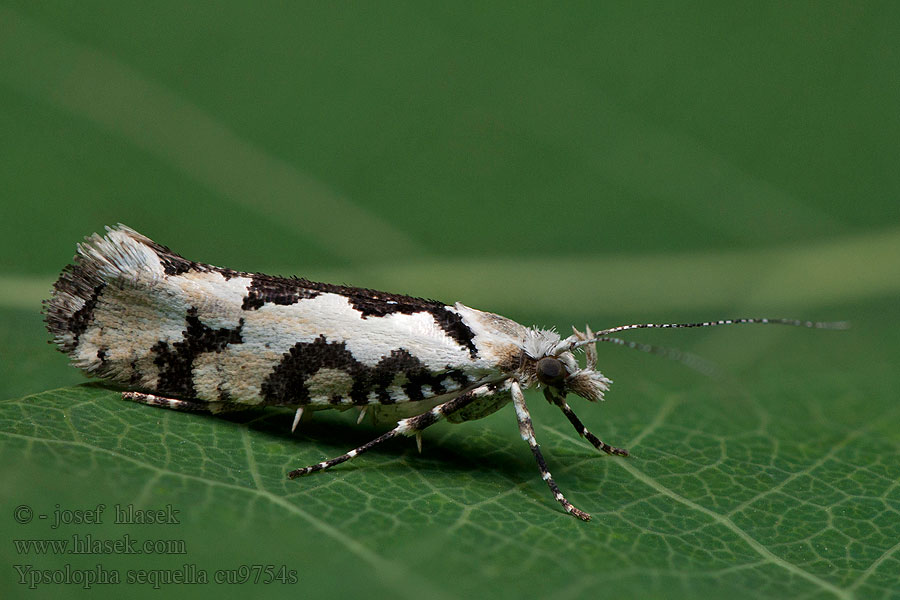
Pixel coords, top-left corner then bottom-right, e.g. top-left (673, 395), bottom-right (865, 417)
top-left (2, 3), bottom-right (899, 598)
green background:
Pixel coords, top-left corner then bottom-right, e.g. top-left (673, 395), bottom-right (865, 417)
top-left (1, 3), bottom-right (899, 599)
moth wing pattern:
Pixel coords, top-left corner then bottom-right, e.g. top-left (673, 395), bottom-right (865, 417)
top-left (44, 225), bottom-right (525, 412)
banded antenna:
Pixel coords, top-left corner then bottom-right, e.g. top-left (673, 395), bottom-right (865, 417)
top-left (574, 318), bottom-right (850, 350)
top-left (570, 318), bottom-right (848, 377)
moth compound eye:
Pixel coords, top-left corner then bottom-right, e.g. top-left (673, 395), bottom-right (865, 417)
top-left (536, 357), bottom-right (567, 387)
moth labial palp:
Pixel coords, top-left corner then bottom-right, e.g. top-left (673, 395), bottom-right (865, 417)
top-left (44, 225), bottom-right (848, 521)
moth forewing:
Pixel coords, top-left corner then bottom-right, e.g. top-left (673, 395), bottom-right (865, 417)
top-left (46, 225), bottom-right (845, 521)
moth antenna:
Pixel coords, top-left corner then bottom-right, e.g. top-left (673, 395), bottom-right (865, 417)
top-left (595, 336), bottom-right (720, 378)
top-left (572, 318), bottom-right (849, 349)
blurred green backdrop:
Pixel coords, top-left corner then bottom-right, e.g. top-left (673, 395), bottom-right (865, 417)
top-left (1, 3), bottom-right (898, 599)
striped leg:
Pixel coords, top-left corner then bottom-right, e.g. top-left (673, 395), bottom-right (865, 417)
top-left (543, 389), bottom-right (629, 456)
top-left (122, 391), bottom-right (208, 412)
top-left (512, 381), bottom-right (591, 521)
top-left (288, 384), bottom-right (490, 479)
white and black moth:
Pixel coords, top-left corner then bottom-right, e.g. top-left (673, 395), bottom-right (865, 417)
top-left (45, 225), bottom-right (844, 520)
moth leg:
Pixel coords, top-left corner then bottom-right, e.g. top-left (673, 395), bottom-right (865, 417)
top-left (288, 384), bottom-right (490, 479)
top-left (291, 407), bottom-right (304, 433)
top-left (122, 391), bottom-right (209, 412)
top-left (512, 381), bottom-right (591, 521)
top-left (544, 389), bottom-right (629, 456)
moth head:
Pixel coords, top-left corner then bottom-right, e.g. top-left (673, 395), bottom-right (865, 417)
top-left (522, 328), bottom-right (611, 402)
top-left (535, 356), bottom-right (567, 387)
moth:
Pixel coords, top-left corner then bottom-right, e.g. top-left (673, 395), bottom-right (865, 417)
top-left (45, 225), bottom-right (844, 520)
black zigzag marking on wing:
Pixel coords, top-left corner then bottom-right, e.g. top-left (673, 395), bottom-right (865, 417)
top-left (306, 281), bottom-right (478, 359)
top-left (239, 275), bottom-right (479, 358)
top-left (241, 274), bottom-right (319, 310)
top-left (152, 308), bottom-right (244, 399)
top-left (44, 260), bottom-right (107, 352)
top-left (260, 338), bottom-right (472, 406)
top-left (426, 309), bottom-right (478, 359)
top-left (260, 336), bottom-right (370, 406)
top-left (370, 349), bottom-right (457, 402)
top-left (68, 284), bottom-right (105, 340)
top-left (140, 237), bottom-right (240, 280)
